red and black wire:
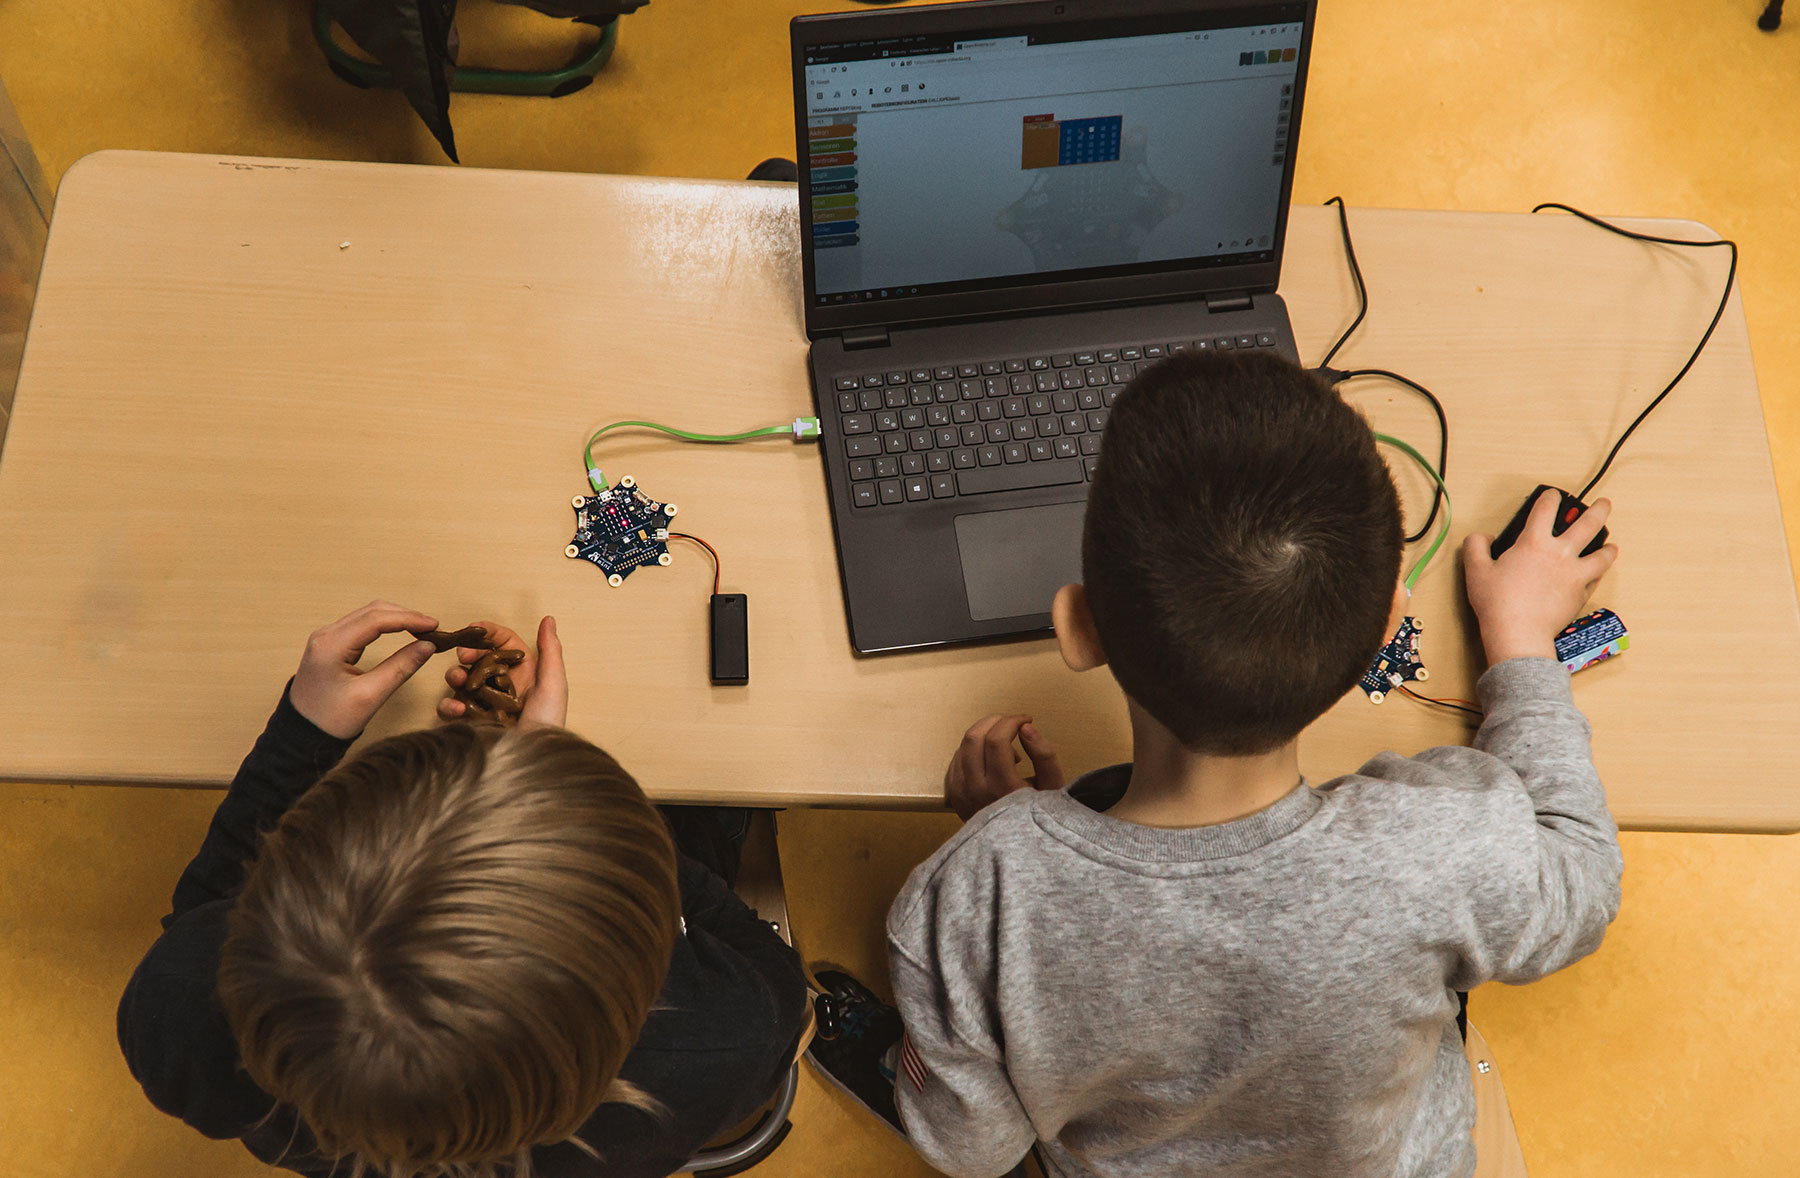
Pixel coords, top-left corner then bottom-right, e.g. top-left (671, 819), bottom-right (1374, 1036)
top-left (668, 531), bottom-right (721, 595)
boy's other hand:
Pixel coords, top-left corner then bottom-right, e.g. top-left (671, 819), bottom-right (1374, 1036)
top-left (290, 601), bottom-right (440, 739)
top-left (1463, 490), bottom-right (1619, 665)
top-left (438, 616), bottom-right (568, 729)
top-left (945, 714), bottom-right (1066, 821)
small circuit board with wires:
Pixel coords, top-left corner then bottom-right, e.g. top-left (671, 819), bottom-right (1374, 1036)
top-left (1360, 616), bottom-right (1429, 704)
top-left (565, 475), bottom-right (678, 586)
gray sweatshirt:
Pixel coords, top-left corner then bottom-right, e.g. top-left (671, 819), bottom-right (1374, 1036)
top-left (887, 658), bottom-right (1622, 1178)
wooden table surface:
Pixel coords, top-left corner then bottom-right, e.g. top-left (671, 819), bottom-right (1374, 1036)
top-left (0, 151), bottom-right (1793, 830)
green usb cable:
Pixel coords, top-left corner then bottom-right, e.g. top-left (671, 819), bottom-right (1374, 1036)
top-left (584, 417), bottom-right (822, 493)
top-left (1374, 432), bottom-right (1452, 592)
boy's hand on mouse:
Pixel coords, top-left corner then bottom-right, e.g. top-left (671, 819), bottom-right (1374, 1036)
top-left (945, 714), bottom-right (1066, 821)
top-left (438, 616), bottom-right (568, 729)
top-left (1463, 489), bottom-right (1619, 665)
top-left (290, 600), bottom-right (441, 739)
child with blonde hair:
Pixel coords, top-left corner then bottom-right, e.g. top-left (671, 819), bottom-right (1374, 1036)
top-left (119, 602), bottom-right (810, 1178)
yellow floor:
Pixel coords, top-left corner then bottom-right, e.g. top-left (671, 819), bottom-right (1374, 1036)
top-left (2, 1), bottom-right (1799, 1175)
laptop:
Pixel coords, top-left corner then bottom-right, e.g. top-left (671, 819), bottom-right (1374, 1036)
top-left (791, 0), bottom-right (1316, 653)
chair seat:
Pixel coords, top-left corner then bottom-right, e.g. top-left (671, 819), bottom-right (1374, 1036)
top-left (1466, 1022), bottom-right (1530, 1178)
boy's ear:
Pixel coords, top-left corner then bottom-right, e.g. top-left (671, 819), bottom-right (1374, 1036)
top-left (1387, 579), bottom-right (1410, 633)
top-left (1053, 584), bottom-right (1108, 672)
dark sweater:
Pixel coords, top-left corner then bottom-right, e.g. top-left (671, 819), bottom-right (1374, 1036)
top-left (117, 688), bottom-right (811, 1178)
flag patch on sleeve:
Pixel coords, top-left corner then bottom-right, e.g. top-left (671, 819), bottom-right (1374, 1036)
top-left (899, 1032), bottom-right (929, 1092)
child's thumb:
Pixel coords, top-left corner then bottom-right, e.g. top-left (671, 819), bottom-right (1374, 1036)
top-left (1461, 532), bottom-right (1495, 571)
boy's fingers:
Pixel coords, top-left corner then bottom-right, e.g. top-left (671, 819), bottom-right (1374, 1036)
top-left (982, 715), bottom-right (1031, 785)
top-left (454, 621), bottom-right (517, 663)
top-left (1561, 497), bottom-right (1612, 550)
top-left (331, 608), bottom-right (440, 663)
top-left (444, 666), bottom-right (468, 688)
top-left (1577, 543), bottom-right (1620, 590)
top-left (437, 697), bottom-right (467, 720)
top-left (1524, 487), bottom-right (1562, 535)
top-left (962, 714), bottom-right (1006, 743)
top-left (340, 599), bottom-right (405, 626)
top-left (360, 638), bottom-right (437, 702)
top-left (958, 714), bottom-right (1004, 771)
top-left (1020, 723), bottom-right (1065, 791)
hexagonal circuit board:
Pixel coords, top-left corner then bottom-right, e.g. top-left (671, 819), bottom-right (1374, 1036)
top-left (565, 476), bottom-right (678, 586)
top-left (1359, 616), bottom-right (1429, 704)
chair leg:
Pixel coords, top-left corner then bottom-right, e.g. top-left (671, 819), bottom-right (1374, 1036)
top-left (1760, 0), bottom-right (1784, 31)
top-left (1465, 1023), bottom-right (1530, 1178)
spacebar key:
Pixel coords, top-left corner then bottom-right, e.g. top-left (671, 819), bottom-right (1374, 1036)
top-left (956, 460), bottom-right (1085, 496)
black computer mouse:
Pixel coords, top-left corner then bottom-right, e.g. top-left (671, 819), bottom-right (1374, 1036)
top-left (1489, 484), bottom-right (1609, 559)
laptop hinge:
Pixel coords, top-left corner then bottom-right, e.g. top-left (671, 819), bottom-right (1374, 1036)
top-left (1205, 292), bottom-right (1255, 314)
top-left (840, 326), bottom-right (891, 350)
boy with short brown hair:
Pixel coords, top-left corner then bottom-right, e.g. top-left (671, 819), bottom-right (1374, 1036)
top-left (885, 353), bottom-right (1624, 1178)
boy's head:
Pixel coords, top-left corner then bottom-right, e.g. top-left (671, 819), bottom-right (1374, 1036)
top-left (219, 722), bottom-right (680, 1177)
top-left (1066, 351), bottom-right (1404, 756)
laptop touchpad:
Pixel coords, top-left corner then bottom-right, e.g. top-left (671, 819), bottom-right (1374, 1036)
top-left (954, 502), bottom-right (1086, 622)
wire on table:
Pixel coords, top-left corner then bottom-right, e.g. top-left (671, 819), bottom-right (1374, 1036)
top-left (1314, 197), bottom-right (1447, 545)
top-left (668, 532), bottom-right (720, 595)
top-left (1397, 683), bottom-right (1484, 719)
top-left (583, 420), bottom-right (797, 493)
top-left (1530, 202), bottom-right (1738, 500)
top-left (1372, 432), bottom-right (1452, 591)
top-left (1318, 196), bottom-right (1368, 370)
top-left (1338, 368), bottom-right (1449, 545)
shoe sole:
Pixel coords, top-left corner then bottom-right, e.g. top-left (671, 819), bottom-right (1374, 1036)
top-left (802, 1047), bottom-right (910, 1142)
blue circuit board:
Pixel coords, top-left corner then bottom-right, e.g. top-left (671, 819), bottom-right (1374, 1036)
top-left (1359, 616), bottom-right (1429, 703)
top-left (565, 476), bottom-right (677, 586)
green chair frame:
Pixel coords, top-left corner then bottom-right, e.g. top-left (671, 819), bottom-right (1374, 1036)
top-left (311, 6), bottom-right (620, 97)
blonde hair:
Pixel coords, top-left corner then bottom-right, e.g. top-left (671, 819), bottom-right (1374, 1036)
top-left (219, 723), bottom-right (680, 1178)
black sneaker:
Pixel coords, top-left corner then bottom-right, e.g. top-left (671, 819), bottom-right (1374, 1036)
top-left (805, 968), bottom-right (905, 1137)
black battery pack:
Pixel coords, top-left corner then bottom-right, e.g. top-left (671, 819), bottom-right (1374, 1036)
top-left (710, 593), bottom-right (749, 685)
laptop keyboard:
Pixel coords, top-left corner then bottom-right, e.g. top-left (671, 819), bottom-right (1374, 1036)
top-left (829, 333), bottom-right (1281, 507)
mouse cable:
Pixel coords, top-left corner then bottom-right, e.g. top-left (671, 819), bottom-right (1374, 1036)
top-left (1312, 197), bottom-right (1448, 545)
top-left (1317, 196), bottom-right (1368, 369)
top-left (1373, 432), bottom-right (1451, 592)
top-left (1530, 202), bottom-right (1738, 501)
top-left (1398, 683), bottom-right (1484, 719)
top-left (668, 532), bottom-right (721, 595)
top-left (1327, 368), bottom-right (1449, 545)
top-left (584, 417), bottom-right (822, 493)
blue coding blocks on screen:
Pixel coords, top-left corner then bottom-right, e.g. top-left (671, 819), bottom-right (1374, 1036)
top-left (1058, 116), bottom-right (1123, 166)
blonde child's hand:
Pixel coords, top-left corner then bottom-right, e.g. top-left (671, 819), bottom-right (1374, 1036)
top-left (438, 616), bottom-right (568, 729)
top-left (1463, 490), bottom-right (1619, 665)
top-left (290, 601), bottom-right (441, 739)
top-left (944, 714), bottom-right (1066, 821)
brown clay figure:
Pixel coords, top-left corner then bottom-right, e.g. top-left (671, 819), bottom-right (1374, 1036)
top-left (411, 625), bottom-right (528, 724)
top-left (412, 626), bottom-right (493, 653)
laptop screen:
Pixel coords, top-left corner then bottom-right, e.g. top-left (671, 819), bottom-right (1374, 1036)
top-left (799, 6), bottom-right (1308, 309)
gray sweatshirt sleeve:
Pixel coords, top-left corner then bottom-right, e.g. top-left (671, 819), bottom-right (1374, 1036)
top-left (887, 808), bottom-right (1038, 1178)
top-left (1366, 657), bottom-right (1623, 987)
top-left (1468, 656), bottom-right (1623, 980)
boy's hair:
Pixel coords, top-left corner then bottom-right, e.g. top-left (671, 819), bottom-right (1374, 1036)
top-left (1083, 351), bottom-right (1403, 756)
top-left (219, 722), bottom-right (681, 1178)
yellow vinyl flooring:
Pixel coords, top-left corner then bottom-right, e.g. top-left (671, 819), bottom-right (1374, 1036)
top-left (2, 1), bottom-right (1799, 1175)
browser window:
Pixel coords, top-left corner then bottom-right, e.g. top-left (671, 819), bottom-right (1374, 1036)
top-left (802, 14), bottom-right (1303, 306)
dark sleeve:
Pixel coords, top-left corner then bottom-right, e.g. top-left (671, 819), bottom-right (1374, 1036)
top-left (117, 901), bottom-right (280, 1141)
top-left (166, 681), bottom-right (356, 925)
top-left (675, 852), bottom-right (811, 1060)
